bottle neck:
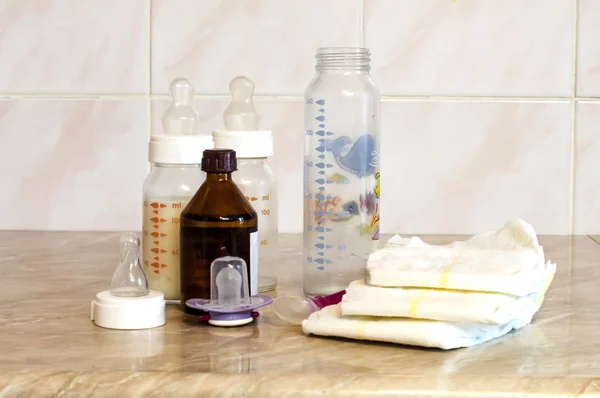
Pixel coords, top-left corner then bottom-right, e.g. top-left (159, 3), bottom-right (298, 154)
top-left (315, 47), bottom-right (371, 72)
top-left (205, 172), bottom-right (233, 182)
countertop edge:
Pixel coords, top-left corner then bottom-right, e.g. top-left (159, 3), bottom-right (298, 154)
top-left (1, 370), bottom-right (599, 397)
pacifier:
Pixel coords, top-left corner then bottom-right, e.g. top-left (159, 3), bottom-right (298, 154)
top-left (186, 256), bottom-right (273, 327)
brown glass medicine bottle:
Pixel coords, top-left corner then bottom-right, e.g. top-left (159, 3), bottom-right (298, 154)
top-left (180, 149), bottom-right (258, 306)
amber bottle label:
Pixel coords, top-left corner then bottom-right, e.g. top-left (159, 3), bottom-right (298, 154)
top-left (180, 226), bottom-right (258, 301)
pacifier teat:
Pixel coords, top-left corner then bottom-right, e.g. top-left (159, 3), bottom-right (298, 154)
top-left (223, 76), bottom-right (260, 131)
top-left (162, 77), bottom-right (199, 135)
top-left (110, 233), bottom-right (149, 297)
top-left (211, 256), bottom-right (250, 307)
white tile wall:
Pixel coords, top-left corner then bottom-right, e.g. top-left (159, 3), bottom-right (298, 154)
top-left (577, 0), bottom-right (600, 96)
top-left (151, 0), bottom-right (360, 95)
top-left (574, 102), bottom-right (600, 234)
top-left (365, 0), bottom-right (573, 97)
top-left (0, 0), bottom-right (596, 235)
top-left (0, 99), bottom-right (147, 230)
top-left (0, 0), bottom-right (148, 94)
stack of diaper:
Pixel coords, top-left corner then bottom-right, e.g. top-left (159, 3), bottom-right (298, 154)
top-left (302, 219), bottom-right (556, 349)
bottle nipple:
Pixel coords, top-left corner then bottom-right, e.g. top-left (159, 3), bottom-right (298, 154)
top-left (223, 76), bottom-right (260, 131)
top-left (162, 77), bottom-right (198, 135)
top-left (110, 233), bottom-right (149, 297)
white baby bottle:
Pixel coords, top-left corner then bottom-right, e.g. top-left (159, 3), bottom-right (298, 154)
top-left (142, 77), bottom-right (213, 302)
top-left (212, 76), bottom-right (278, 292)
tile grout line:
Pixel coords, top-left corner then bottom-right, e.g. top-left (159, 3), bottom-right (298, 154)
top-left (146, 0), bottom-right (152, 135)
top-left (381, 96), bottom-right (573, 103)
top-left (568, 0), bottom-right (579, 235)
top-left (359, 0), bottom-right (365, 47)
top-left (146, 0), bottom-right (152, 171)
top-left (4, 93), bottom-right (600, 101)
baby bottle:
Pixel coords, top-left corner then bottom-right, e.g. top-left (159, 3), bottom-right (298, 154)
top-left (303, 48), bottom-right (381, 296)
top-left (142, 78), bottom-right (213, 302)
top-left (212, 76), bottom-right (278, 292)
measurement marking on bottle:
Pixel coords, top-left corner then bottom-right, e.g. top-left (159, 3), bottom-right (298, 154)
top-left (172, 202), bottom-right (182, 208)
top-left (262, 194), bottom-right (270, 201)
top-left (309, 98), bottom-right (334, 270)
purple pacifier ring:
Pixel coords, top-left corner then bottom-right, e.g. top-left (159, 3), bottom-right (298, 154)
top-left (186, 295), bottom-right (273, 327)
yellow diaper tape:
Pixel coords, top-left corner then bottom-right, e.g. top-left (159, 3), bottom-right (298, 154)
top-left (356, 321), bottom-right (368, 339)
top-left (384, 242), bottom-right (406, 248)
top-left (408, 290), bottom-right (428, 318)
top-left (439, 248), bottom-right (463, 288)
top-left (534, 268), bottom-right (556, 311)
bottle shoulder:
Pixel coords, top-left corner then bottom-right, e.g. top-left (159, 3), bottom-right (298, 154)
top-left (182, 179), bottom-right (257, 220)
top-left (305, 72), bottom-right (379, 97)
top-left (143, 167), bottom-right (205, 198)
top-left (234, 162), bottom-right (276, 185)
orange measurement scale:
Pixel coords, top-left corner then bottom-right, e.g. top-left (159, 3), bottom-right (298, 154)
top-left (142, 199), bottom-right (186, 301)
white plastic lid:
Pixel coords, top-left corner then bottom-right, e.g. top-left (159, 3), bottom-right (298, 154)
top-left (149, 134), bottom-right (213, 164)
top-left (150, 77), bottom-right (213, 164)
top-left (91, 290), bottom-right (166, 330)
top-left (212, 76), bottom-right (273, 158)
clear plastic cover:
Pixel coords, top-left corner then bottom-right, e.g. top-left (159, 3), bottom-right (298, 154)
top-left (272, 297), bottom-right (319, 325)
top-left (111, 233), bottom-right (149, 297)
top-left (210, 256), bottom-right (250, 307)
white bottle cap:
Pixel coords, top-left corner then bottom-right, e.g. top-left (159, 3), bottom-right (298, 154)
top-left (149, 77), bottom-right (213, 164)
top-left (212, 76), bottom-right (273, 158)
top-left (91, 290), bottom-right (166, 330)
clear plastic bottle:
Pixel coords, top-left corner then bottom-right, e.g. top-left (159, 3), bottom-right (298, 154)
top-left (213, 76), bottom-right (278, 292)
top-left (142, 78), bottom-right (213, 301)
top-left (303, 48), bottom-right (381, 297)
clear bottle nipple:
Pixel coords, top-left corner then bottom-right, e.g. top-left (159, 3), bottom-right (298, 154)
top-left (110, 233), bottom-right (149, 297)
top-left (223, 76), bottom-right (260, 131)
top-left (162, 77), bottom-right (198, 135)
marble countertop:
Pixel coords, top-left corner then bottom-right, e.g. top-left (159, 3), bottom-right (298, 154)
top-left (1, 232), bottom-right (600, 397)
